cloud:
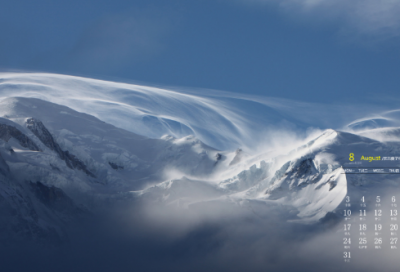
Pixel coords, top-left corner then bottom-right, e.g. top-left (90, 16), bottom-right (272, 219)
top-left (245, 0), bottom-right (400, 41)
top-left (5, 186), bottom-right (400, 272)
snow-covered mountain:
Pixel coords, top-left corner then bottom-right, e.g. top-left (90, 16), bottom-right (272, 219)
top-left (1, 73), bottom-right (400, 254)
top-left (135, 129), bottom-right (400, 224)
top-left (0, 94), bottom-right (399, 244)
top-left (0, 97), bottom-right (243, 242)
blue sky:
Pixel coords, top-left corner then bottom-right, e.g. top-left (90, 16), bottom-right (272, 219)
top-left (1, 0), bottom-right (400, 105)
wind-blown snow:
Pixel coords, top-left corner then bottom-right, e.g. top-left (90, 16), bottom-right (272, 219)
top-left (0, 73), bottom-right (293, 151)
top-left (0, 72), bottom-right (389, 151)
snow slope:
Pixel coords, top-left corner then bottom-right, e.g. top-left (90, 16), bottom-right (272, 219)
top-left (1, 73), bottom-right (400, 242)
top-left (134, 129), bottom-right (400, 223)
top-left (0, 97), bottom-right (236, 190)
top-left (1, 95), bottom-right (400, 243)
top-left (0, 97), bottom-right (245, 241)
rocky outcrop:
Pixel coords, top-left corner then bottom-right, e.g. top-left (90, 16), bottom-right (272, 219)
top-left (26, 118), bottom-right (95, 178)
top-left (289, 158), bottom-right (318, 179)
top-left (0, 123), bottom-right (40, 151)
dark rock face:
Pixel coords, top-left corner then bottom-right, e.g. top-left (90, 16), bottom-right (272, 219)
top-left (290, 158), bottom-right (318, 179)
top-left (63, 150), bottom-right (96, 178)
top-left (265, 158), bottom-right (321, 198)
top-left (0, 123), bottom-right (40, 151)
top-left (26, 118), bottom-right (95, 178)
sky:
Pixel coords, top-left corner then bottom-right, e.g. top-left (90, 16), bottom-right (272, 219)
top-left (1, 0), bottom-right (400, 105)
top-left (3, 2), bottom-right (400, 270)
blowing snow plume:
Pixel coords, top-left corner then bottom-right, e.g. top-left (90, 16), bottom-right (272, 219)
top-left (0, 72), bottom-right (383, 151)
top-left (0, 72), bottom-right (295, 151)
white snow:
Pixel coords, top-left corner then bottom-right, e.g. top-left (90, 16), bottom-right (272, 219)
top-left (0, 72), bottom-right (300, 151)
top-left (0, 72), bottom-right (400, 232)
